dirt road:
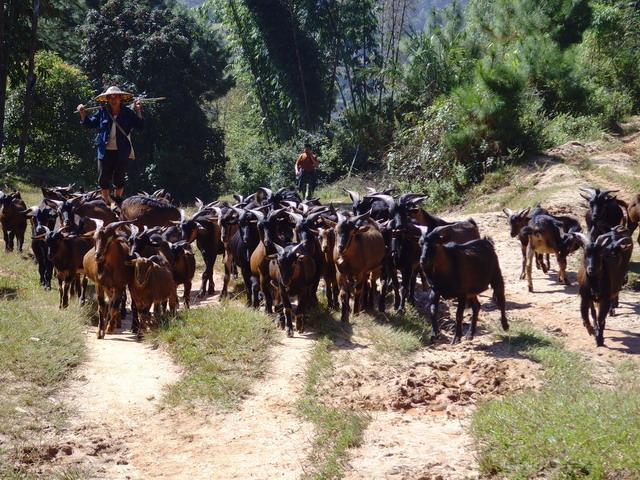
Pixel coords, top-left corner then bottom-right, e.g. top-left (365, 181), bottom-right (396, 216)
top-left (51, 132), bottom-right (640, 479)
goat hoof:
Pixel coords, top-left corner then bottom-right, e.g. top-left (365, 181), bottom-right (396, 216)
top-left (450, 336), bottom-right (461, 345)
top-left (528, 286), bottom-right (533, 293)
top-left (287, 328), bottom-right (294, 338)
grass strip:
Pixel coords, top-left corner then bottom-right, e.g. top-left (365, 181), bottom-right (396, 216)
top-left (0, 235), bottom-right (86, 477)
top-left (472, 322), bottom-right (640, 479)
top-left (151, 304), bottom-right (275, 409)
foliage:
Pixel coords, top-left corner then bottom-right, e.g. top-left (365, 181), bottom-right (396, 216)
top-left (473, 323), bottom-right (640, 478)
top-left (79, 0), bottom-right (232, 201)
top-left (3, 51), bottom-right (94, 186)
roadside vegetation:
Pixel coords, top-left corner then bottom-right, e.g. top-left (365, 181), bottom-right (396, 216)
top-left (473, 323), bottom-right (640, 478)
top-left (0, 227), bottom-right (86, 478)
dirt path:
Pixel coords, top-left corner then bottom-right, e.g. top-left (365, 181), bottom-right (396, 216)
top-left (56, 280), bottom-right (315, 479)
top-left (340, 135), bottom-right (640, 479)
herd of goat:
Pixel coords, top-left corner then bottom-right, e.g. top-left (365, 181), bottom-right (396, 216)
top-left (0, 184), bottom-right (638, 347)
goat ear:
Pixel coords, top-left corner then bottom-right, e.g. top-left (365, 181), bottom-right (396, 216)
top-left (44, 198), bottom-right (63, 210)
top-left (357, 225), bottom-right (371, 233)
top-left (502, 208), bottom-right (513, 218)
top-left (573, 232), bottom-right (589, 248)
top-left (267, 253), bottom-right (278, 260)
top-left (81, 230), bottom-right (96, 238)
top-left (322, 218), bottom-right (337, 228)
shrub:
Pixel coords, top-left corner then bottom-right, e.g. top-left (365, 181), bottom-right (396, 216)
top-left (3, 51), bottom-right (94, 186)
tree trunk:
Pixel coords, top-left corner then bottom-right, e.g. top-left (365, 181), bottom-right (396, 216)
top-left (0, 0), bottom-right (7, 156)
top-left (17, 0), bottom-right (39, 167)
top-left (286, 0), bottom-right (310, 129)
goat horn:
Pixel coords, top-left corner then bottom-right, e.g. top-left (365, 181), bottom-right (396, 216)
top-left (595, 235), bottom-right (611, 247)
top-left (291, 242), bottom-right (306, 255)
top-left (248, 209), bottom-right (265, 222)
top-left (336, 211), bottom-right (347, 223)
top-left (287, 211), bottom-right (304, 224)
top-left (257, 187), bottom-right (273, 199)
top-left (343, 188), bottom-right (361, 205)
top-left (415, 225), bottom-right (430, 236)
top-left (398, 193), bottom-right (426, 205)
top-left (282, 200), bottom-right (298, 208)
top-left (601, 189), bottom-right (620, 197)
top-left (89, 218), bottom-right (104, 232)
top-left (299, 203), bottom-right (309, 214)
top-left (574, 232), bottom-right (589, 247)
top-left (212, 206), bottom-right (223, 219)
top-left (129, 224), bottom-right (139, 237)
top-left (104, 219), bottom-right (135, 233)
top-left (353, 209), bottom-right (373, 223)
top-left (367, 194), bottom-right (396, 210)
top-left (231, 206), bottom-right (245, 217)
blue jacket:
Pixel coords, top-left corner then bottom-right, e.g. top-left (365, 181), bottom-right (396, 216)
top-left (81, 106), bottom-right (144, 162)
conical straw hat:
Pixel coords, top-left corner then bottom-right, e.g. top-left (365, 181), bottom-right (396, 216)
top-left (95, 86), bottom-right (134, 103)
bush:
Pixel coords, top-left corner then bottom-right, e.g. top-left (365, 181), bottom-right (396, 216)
top-left (3, 51), bottom-right (94, 186)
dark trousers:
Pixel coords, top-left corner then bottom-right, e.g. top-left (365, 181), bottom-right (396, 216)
top-left (98, 150), bottom-right (128, 189)
top-left (297, 170), bottom-right (317, 200)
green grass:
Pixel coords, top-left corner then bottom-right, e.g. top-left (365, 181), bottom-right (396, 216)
top-left (472, 323), bottom-right (640, 479)
top-left (361, 305), bottom-right (424, 358)
top-left (297, 336), bottom-right (369, 480)
top-left (0, 234), bottom-right (86, 477)
top-left (151, 304), bottom-right (275, 408)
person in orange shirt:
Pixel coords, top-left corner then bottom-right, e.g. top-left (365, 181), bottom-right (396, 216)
top-left (295, 143), bottom-right (319, 200)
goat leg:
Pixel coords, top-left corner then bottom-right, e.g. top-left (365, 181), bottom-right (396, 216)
top-left (466, 296), bottom-right (481, 340)
top-left (281, 288), bottom-right (294, 337)
top-left (580, 293), bottom-right (595, 336)
top-left (17, 230), bottom-right (24, 253)
top-left (451, 296), bottom-right (465, 344)
top-left (519, 243), bottom-right (527, 280)
top-left (595, 299), bottom-right (610, 347)
top-left (425, 290), bottom-right (441, 341)
top-left (609, 294), bottom-right (619, 317)
top-left (97, 285), bottom-right (107, 339)
top-left (183, 281), bottom-right (191, 309)
top-left (57, 276), bottom-right (65, 309)
top-left (2, 229), bottom-right (9, 252)
top-left (80, 276), bottom-right (88, 306)
top-left (526, 245), bottom-right (535, 293)
top-left (557, 255), bottom-right (571, 286)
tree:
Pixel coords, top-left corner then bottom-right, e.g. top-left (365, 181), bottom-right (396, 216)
top-left (0, 1), bottom-right (31, 156)
top-left (4, 51), bottom-right (94, 184)
top-left (79, 0), bottom-right (232, 200)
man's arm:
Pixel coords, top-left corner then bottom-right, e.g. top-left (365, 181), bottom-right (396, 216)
top-left (312, 154), bottom-right (319, 169)
top-left (78, 104), bottom-right (100, 128)
top-left (130, 100), bottom-right (144, 131)
top-left (295, 154), bottom-right (303, 176)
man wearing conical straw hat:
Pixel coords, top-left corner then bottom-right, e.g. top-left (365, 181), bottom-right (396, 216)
top-left (77, 86), bottom-right (144, 206)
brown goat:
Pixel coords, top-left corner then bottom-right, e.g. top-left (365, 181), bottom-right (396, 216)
top-left (268, 243), bottom-right (317, 336)
top-left (521, 215), bottom-right (578, 292)
top-left (318, 226), bottom-right (339, 309)
top-left (576, 227), bottom-right (633, 346)
top-left (0, 191), bottom-right (27, 252)
top-left (627, 193), bottom-right (640, 247)
top-left (126, 255), bottom-right (178, 339)
top-left (420, 233), bottom-right (509, 343)
top-left (82, 220), bottom-right (135, 338)
top-left (119, 195), bottom-right (180, 228)
top-left (330, 212), bottom-right (386, 323)
top-left (32, 228), bottom-right (94, 308)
